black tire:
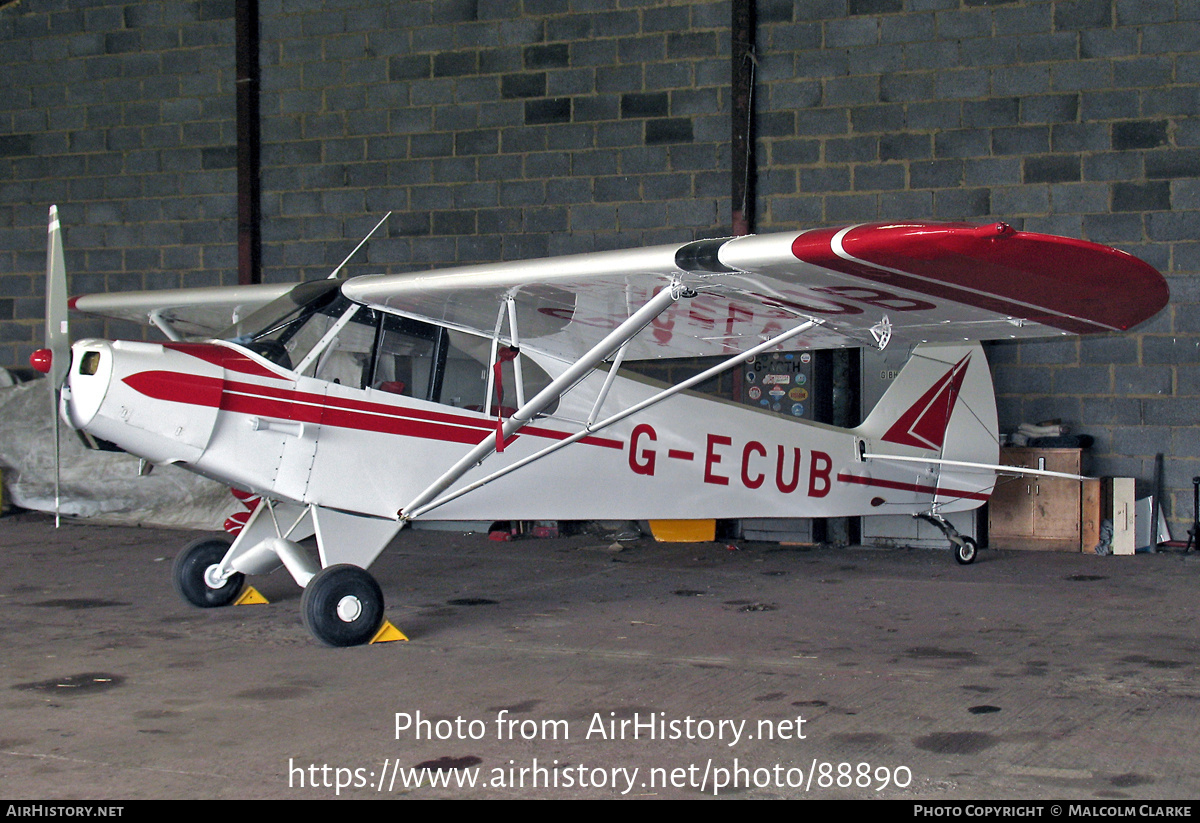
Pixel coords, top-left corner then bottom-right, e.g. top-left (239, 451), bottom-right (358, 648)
top-left (173, 537), bottom-right (244, 608)
top-left (955, 536), bottom-right (979, 565)
top-left (301, 564), bottom-right (385, 647)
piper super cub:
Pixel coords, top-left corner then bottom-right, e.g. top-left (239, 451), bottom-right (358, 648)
top-left (31, 207), bottom-right (1168, 645)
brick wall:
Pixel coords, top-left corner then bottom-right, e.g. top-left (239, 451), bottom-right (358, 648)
top-left (0, 0), bottom-right (239, 345)
top-left (256, 0), bottom-right (731, 283)
top-left (754, 0), bottom-right (1200, 532)
top-left (2, 0), bottom-right (1198, 533)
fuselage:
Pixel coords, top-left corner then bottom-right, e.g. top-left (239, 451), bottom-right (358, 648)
top-left (60, 320), bottom-right (996, 523)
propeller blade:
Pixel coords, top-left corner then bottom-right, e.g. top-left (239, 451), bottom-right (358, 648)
top-left (44, 205), bottom-right (69, 528)
top-left (45, 205), bottom-right (70, 390)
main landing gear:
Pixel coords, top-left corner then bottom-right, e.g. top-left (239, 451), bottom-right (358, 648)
top-left (915, 512), bottom-right (979, 565)
top-left (301, 564), bottom-right (385, 647)
top-left (171, 537), bottom-right (387, 647)
top-left (172, 536), bottom-right (246, 607)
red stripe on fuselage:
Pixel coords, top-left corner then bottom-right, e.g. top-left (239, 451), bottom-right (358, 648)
top-left (122, 368), bottom-right (623, 450)
top-left (123, 370), bottom-right (223, 408)
top-left (836, 472), bottom-right (990, 502)
top-left (163, 342), bottom-right (284, 378)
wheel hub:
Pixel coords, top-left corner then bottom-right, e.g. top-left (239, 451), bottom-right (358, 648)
top-left (203, 564), bottom-right (229, 590)
top-left (336, 595), bottom-right (362, 623)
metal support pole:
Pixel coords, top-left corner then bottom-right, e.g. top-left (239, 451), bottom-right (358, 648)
top-left (731, 0), bottom-right (756, 236)
top-left (236, 0), bottom-right (261, 286)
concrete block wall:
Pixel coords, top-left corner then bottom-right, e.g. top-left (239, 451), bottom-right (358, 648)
top-left (2, 0), bottom-right (1198, 533)
top-left (0, 0), bottom-right (239, 346)
top-left (754, 0), bottom-right (1200, 533)
top-left (257, 0), bottom-right (732, 282)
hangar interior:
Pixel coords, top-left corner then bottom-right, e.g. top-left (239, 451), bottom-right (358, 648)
top-left (3, 0), bottom-right (1200, 801)
top-left (2, 0), bottom-right (1195, 549)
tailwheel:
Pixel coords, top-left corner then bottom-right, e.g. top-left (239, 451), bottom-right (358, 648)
top-left (173, 536), bottom-right (245, 608)
top-left (954, 536), bottom-right (978, 565)
top-left (915, 512), bottom-right (980, 566)
top-left (301, 564), bottom-right (384, 647)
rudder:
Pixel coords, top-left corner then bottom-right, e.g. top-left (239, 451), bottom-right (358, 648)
top-left (855, 342), bottom-right (999, 511)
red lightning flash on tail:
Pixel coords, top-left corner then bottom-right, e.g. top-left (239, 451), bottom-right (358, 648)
top-left (881, 354), bottom-right (971, 450)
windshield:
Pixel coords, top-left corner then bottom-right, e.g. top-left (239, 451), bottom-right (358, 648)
top-left (221, 280), bottom-right (344, 370)
top-left (216, 281), bottom-right (556, 414)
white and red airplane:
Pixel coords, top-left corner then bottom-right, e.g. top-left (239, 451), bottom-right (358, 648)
top-left (30, 207), bottom-right (1168, 645)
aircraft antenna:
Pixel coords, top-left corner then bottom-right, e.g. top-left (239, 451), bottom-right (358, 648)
top-left (328, 212), bottom-right (392, 279)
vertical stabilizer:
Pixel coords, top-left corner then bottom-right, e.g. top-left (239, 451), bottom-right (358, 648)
top-left (856, 342), bottom-right (999, 509)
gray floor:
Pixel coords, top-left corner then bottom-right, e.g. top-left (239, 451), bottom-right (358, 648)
top-left (2, 511), bottom-right (1198, 799)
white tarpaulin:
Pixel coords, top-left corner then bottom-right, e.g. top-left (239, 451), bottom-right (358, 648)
top-left (0, 376), bottom-right (238, 529)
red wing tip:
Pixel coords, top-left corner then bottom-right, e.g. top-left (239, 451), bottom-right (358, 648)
top-left (796, 221), bottom-right (1168, 334)
top-left (67, 296), bottom-right (79, 310)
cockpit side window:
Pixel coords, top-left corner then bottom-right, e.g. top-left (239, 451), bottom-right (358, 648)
top-left (370, 315), bottom-right (440, 399)
top-left (439, 330), bottom-right (557, 416)
top-left (228, 289), bottom-right (558, 416)
top-left (367, 317), bottom-right (556, 415)
top-left (309, 307), bottom-right (376, 389)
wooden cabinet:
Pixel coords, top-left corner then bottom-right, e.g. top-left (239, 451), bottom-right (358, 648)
top-left (987, 448), bottom-right (1084, 551)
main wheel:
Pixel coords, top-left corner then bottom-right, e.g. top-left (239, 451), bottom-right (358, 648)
top-left (954, 536), bottom-right (979, 565)
top-left (301, 564), bottom-right (384, 647)
top-left (173, 537), bottom-right (245, 607)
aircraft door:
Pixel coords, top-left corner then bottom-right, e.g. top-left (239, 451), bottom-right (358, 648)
top-left (305, 314), bottom-right (444, 516)
top-left (269, 375), bottom-right (325, 503)
top-left (274, 311), bottom-right (380, 504)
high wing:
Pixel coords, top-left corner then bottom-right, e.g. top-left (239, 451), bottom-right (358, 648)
top-left (70, 282), bottom-right (295, 340)
top-left (341, 221), bottom-right (1169, 361)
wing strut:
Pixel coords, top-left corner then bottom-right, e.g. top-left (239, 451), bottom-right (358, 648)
top-left (148, 310), bottom-right (184, 342)
top-left (399, 283), bottom-right (689, 519)
top-left (484, 294), bottom-right (528, 418)
top-left (402, 315), bottom-right (824, 521)
top-left (588, 339), bottom-right (630, 426)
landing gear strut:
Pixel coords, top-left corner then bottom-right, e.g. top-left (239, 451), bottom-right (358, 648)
top-left (916, 512), bottom-right (978, 565)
